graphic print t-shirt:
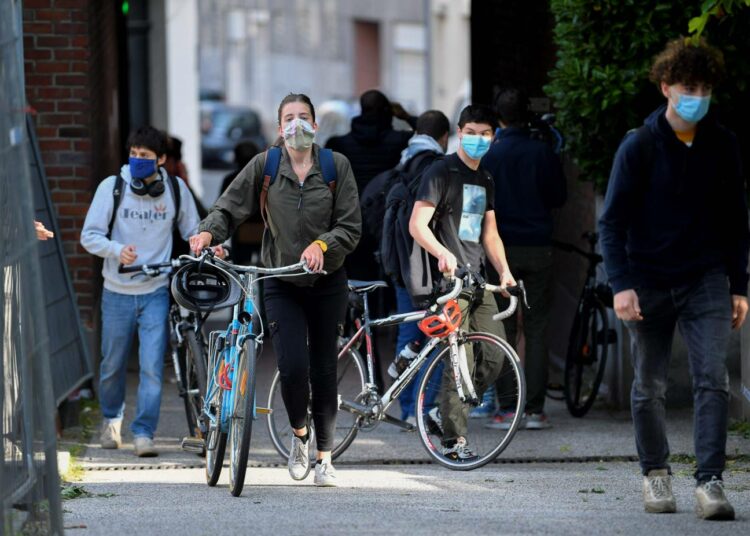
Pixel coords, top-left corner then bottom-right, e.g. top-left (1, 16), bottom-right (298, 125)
top-left (416, 153), bottom-right (495, 271)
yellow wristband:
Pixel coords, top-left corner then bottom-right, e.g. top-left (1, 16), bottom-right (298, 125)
top-left (313, 239), bottom-right (328, 253)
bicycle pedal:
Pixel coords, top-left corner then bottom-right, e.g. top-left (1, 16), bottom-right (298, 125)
top-left (181, 437), bottom-right (205, 454)
top-left (255, 407), bottom-right (272, 415)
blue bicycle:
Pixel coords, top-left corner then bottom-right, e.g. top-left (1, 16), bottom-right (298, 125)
top-left (180, 251), bottom-right (312, 497)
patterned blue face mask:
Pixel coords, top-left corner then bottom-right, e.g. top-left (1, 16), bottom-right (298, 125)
top-left (673, 91), bottom-right (711, 123)
top-left (460, 134), bottom-right (492, 160)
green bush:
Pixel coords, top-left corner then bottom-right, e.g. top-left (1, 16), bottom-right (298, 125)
top-left (545, 1), bottom-right (686, 191)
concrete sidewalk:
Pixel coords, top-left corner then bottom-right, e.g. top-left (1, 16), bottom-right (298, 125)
top-left (63, 358), bottom-right (750, 535)
top-left (77, 357), bottom-right (750, 469)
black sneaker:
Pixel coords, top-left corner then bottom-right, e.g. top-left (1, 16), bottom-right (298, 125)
top-left (441, 437), bottom-right (478, 462)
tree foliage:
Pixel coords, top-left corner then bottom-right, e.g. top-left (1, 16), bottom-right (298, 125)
top-left (545, 1), bottom-right (750, 191)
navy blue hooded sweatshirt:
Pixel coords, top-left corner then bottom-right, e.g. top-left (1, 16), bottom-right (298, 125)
top-left (599, 105), bottom-right (749, 296)
top-left (482, 127), bottom-right (567, 246)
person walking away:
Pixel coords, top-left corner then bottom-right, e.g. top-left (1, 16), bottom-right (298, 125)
top-left (191, 94), bottom-right (361, 486)
top-left (410, 104), bottom-right (516, 461)
top-left (327, 89), bottom-right (414, 283)
top-left (599, 37), bottom-right (749, 520)
top-left (481, 88), bottom-right (567, 429)
top-left (80, 126), bottom-right (201, 457)
top-left (382, 110), bottom-right (450, 424)
top-left (220, 141), bottom-right (261, 265)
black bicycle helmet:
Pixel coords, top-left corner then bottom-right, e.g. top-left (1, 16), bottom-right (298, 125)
top-left (171, 261), bottom-right (242, 313)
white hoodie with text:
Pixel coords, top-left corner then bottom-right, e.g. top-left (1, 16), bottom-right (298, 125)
top-left (80, 165), bottom-right (200, 295)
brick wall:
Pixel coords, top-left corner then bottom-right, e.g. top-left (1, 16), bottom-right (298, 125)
top-left (23, 0), bottom-right (121, 331)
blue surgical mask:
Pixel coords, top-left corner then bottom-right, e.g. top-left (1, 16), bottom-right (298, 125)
top-left (129, 157), bottom-right (158, 179)
top-left (673, 91), bottom-right (711, 123)
top-left (460, 134), bottom-right (492, 160)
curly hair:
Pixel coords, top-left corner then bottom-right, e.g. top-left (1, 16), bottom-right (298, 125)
top-left (649, 37), bottom-right (726, 88)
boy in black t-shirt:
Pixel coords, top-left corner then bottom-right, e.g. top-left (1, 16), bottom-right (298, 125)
top-left (410, 104), bottom-right (516, 461)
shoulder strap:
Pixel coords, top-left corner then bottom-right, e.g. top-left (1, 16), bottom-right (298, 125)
top-left (106, 174), bottom-right (124, 239)
top-left (259, 146), bottom-right (283, 228)
top-left (318, 148), bottom-right (337, 194)
top-left (168, 174), bottom-right (181, 233)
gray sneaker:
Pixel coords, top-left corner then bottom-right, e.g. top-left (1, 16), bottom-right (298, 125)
top-left (314, 459), bottom-right (338, 487)
top-left (288, 435), bottom-right (311, 481)
top-left (133, 436), bottom-right (158, 457)
top-left (695, 477), bottom-right (735, 520)
top-left (100, 419), bottom-right (122, 449)
top-left (643, 469), bottom-right (676, 513)
top-left (524, 412), bottom-right (551, 430)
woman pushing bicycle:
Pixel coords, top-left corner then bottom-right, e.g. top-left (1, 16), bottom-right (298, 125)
top-left (190, 93), bottom-right (361, 487)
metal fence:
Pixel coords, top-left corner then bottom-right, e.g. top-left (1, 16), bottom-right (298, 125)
top-left (1, 0), bottom-right (64, 533)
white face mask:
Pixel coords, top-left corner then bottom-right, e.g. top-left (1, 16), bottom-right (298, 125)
top-left (283, 118), bottom-right (315, 150)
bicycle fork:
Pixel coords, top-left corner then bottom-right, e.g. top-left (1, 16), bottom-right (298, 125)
top-left (448, 332), bottom-right (479, 406)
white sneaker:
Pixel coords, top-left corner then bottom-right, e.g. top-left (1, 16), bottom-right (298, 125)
top-left (643, 469), bottom-right (676, 513)
top-left (100, 419), bottom-right (122, 449)
top-left (288, 435), bottom-right (311, 481)
top-left (695, 477), bottom-right (735, 520)
top-left (314, 459), bottom-right (338, 487)
top-left (133, 436), bottom-right (157, 457)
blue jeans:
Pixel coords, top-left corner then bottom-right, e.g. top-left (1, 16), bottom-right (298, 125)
top-left (625, 271), bottom-right (732, 483)
top-left (395, 286), bottom-right (424, 419)
top-left (99, 286), bottom-right (170, 439)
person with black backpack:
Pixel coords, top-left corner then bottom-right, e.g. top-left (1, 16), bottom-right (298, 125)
top-left (410, 104), bottom-right (516, 462)
top-left (376, 110), bottom-right (450, 425)
top-left (80, 126), bottom-right (202, 457)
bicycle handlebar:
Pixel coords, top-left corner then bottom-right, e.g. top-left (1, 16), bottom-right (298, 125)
top-left (118, 258), bottom-right (186, 276)
top-left (434, 268), bottom-right (529, 321)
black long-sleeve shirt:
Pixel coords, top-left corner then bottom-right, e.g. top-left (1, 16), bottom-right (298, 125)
top-left (482, 127), bottom-right (567, 246)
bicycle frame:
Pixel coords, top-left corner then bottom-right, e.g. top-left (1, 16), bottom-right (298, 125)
top-left (337, 308), bottom-right (441, 426)
top-left (203, 258), bottom-right (308, 439)
top-left (337, 275), bottom-right (519, 427)
top-left (204, 274), bottom-right (258, 435)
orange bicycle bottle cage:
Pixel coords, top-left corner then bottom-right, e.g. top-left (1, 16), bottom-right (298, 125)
top-left (418, 299), bottom-right (462, 339)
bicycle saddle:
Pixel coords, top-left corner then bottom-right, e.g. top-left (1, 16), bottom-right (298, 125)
top-left (347, 280), bottom-right (389, 294)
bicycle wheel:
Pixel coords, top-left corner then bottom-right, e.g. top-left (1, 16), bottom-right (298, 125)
top-left (229, 338), bottom-right (257, 497)
top-left (267, 347), bottom-right (366, 461)
top-left (205, 387), bottom-right (227, 487)
top-left (183, 330), bottom-right (208, 440)
top-left (415, 332), bottom-right (525, 471)
top-left (564, 299), bottom-right (609, 417)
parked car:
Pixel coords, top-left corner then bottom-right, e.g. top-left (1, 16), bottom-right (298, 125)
top-left (201, 103), bottom-right (266, 168)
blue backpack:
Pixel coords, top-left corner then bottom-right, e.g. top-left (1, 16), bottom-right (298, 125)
top-left (259, 146), bottom-right (337, 228)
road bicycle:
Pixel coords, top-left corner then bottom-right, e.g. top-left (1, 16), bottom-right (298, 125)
top-left (118, 259), bottom-right (208, 450)
top-left (552, 232), bottom-right (617, 417)
top-left (184, 251), bottom-right (313, 497)
top-left (268, 269), bottom-right (528, 470)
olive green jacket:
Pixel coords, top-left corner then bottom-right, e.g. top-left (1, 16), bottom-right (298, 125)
top-left (199, 144), bottom-right (361, 285)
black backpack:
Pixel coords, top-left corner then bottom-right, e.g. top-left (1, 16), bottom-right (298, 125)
top-left (380, 153), bottom-right (446, 303)
top-left (106, 173), bottom-right (181, 238)
top-left (360, 152), bottom-right (436, 252)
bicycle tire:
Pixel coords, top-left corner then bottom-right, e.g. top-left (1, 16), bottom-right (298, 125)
top-left (183, 330), bottom-right (208, 440)
top-left (564, 299), bottom-right (609, 418)
top-left (267, 347), bottom-right (366, 461)
top-left (229, 338), bottom-right (257, 496)
top-left (415, 332), bottom-right (525, 471)
top-left (205, 387), bottom-right (227, 487)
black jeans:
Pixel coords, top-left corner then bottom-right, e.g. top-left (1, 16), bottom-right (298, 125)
top-left (264, 268), bottom-right (348, 452)
top-left (624, 271), bottom-right (732, 483)
top-left (494, 246), bottom-right (553, 414)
